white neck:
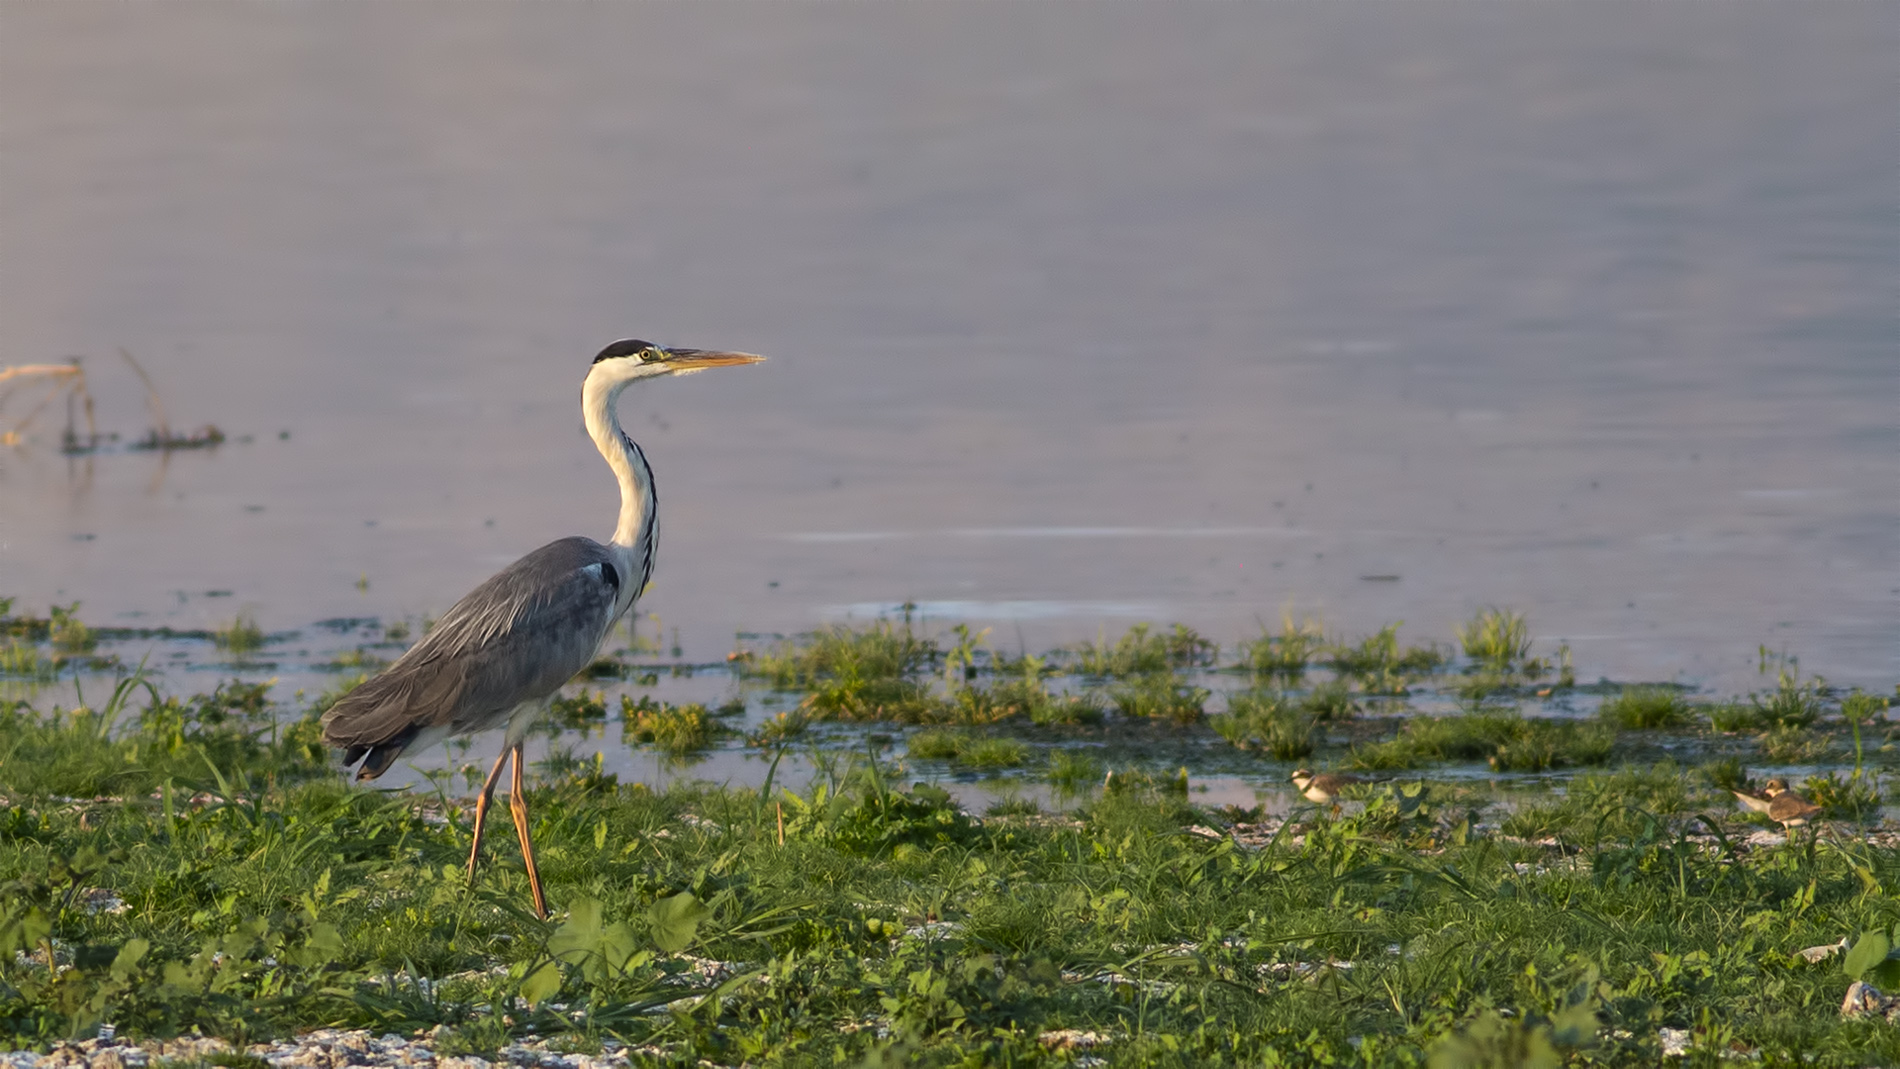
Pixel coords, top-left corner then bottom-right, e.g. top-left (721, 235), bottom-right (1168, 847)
top-left (580, 372), bottom-right (655, 589)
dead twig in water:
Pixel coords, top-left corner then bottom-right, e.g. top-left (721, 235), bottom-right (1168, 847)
top-left (0, 360), bottom-right (95, 449)
top-left (0, 352), bottom-right (223, 453)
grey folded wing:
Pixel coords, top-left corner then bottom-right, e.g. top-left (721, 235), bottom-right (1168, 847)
top-left (320, 536), bottom-right (623, 778)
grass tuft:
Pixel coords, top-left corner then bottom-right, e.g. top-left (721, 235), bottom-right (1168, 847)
top-left (1238, 615), bottom-right (1325, 678)
top-left (1074, 623), bottom-right (1216, 678)
top-left (1598, 685), bottom-right (1694, 729)
top-left (1328, 623), bottom-right (1443, 693)
top-left (1210, 691), bottom-right (1314, 759)
top-left (212, 613), bottom-right (266, 654)
top-left (620, 696), bottom-right (722, 754)
top-left (1106, 674), bottom-right (1208, 724)
top-left (1457, 607), bottom-right (1532, 671)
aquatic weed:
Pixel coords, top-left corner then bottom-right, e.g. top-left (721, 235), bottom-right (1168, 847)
top-left (1458, 607), bottom-right (1532, 671)
top-left (1327, 622), bottom-right (1442, 693)
top-left (1106, 674), bottom-right (1208, 724)
top-left (1074, 623), bottom-right (1216, 678)
top-left (1599, 685), bottom-right (1694, 730)
top-left (1210, 691), bottom-right (1314, 759)
top-left (1238, 615), bottom-right (1325, 678)
top-left (620, 696), bottom-right (722, 754)
top-left (212, 613), bottom-right (265, 654)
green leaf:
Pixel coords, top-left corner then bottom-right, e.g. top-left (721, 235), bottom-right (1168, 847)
top-left (549, 897), bottom-right (606, 963)
top-left (519, 960), bottom-right (561, 1007)
top-left (1872, 958), bottom-right (1900, 991)
top-left (0, 904), bottom-right (50, 957)
top-left (1844, 930), bottom-right (1892, 981)
top-left (649, 891), bottom-right (711, 954)
top-left (110, 937), bottom-right (150, 981)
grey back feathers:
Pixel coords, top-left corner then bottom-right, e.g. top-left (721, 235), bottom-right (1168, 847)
top-left (320, 536), bottom-right (630, 779)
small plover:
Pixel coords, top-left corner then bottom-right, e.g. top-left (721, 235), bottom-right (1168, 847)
top-left (1730, 777), bottom-right (1787, 815)
top-left (1289, 769), bottom-right (1360, 809)
top-left (1762, 780), bottom-right (1823, 838)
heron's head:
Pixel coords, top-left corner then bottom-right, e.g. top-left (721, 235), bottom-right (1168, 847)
top-left (587, 338), bottom-right (765, 388)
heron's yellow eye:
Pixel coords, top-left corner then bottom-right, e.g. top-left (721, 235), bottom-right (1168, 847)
top-left (640, 347), bottom-right (664, 363)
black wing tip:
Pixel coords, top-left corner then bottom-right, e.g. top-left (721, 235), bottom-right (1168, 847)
top-left (340, 725), bottom-right (420, 781)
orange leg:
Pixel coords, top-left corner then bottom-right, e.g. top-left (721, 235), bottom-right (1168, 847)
top-left (508, 742), bottom-right (549, 919)
top-left (465, 747), bottom-right (513, 882)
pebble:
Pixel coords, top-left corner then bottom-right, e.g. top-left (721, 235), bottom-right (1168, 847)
top-left (0, 1033), bottom-right (634, 1069)
top-left (1841, 981), bottom-right (1900, 1023)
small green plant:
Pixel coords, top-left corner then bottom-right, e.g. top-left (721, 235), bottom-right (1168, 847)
top-left (745, 709), bottom-right (810, 747)
top-left (1705, 700), bottom-right (1760, 733)
top-left (213, 613), bottom-right (265, 654)
top-left (1843, 926), bottom-right (1900, 990)
top-left (941, 623), bottom-right (990, 686)
top-left (1301, 680), bottom-right (1359, 721)
top-left (1752, 670), bottom-right (1823, 728)
top-left (47, 604), bottom-right (96, 655)
top-left (1800, 771), bottom-right (1882, 819)
top-left (548, 689), bottom-right (609, 730)
top-left (1107, 674), bottom-right (1208, 724)
top-left (1351, 713), bottom-right (1613, 773)
top-left (1598, 685), bottom-right (1693, 729)
top-left (985, 796), bottom-right (1040, 818)
top-left (1699, 756), bottom-right (1749, 793)
top-left (1210, 691), bottom-right (1314, 759)
top-left (746, 619), bottom-right (936, 688)
top-left (1457, 607), bottom-right (1532, 671)
top-left (1075, 623), bottom-right (1216, 677)
top-left (1759, 723), bottom-right (1830, 763)
top-left (906, 729), bottom-right (1029, 769)
top-left (0, 639), bottom-right (58, 680)
top-left (1488, 721), bottom-right (1614, 773)
top-left (620, 696), bottom-right (721, 754)
top-left (1238, 615), bottom-right (1324, 678)
top-left (906, 728), bottom-right (963, 761)
top-left (1328, 623), bottom-right (1442, 693)
top-left (960, 736), bottom-right (1030, 769)
top-left (1046, 749), bottom-right (1106, 791)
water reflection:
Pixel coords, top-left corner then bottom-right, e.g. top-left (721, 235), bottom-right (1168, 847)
top-left (0, 2), bottom-right (1893, 702)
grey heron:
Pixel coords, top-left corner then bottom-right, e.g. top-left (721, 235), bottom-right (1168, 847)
top-left (320, 339), bottom-right (764, 918)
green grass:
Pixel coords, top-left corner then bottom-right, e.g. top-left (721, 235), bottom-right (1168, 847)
top-left (1045, 749), bottom-right (1106, 791)
top-left (4, 603), bottom-right (1900, 1063)
top-left (1327, 624), bottom-right (1444, 694)
top-left (1209, 691), bottom-right (1314, 760)
top-left (1351, 713), bottom-right (1615, 773)
top-left (741, 620), bottom-right (936, 689)
top-left (905, 730), bottom-right (1031, 770)
top-left (1753, 671), bottom-right (1826, 729)
top-left (1237, 616), bottom-right (1325, 678)
top-left (1457, 607), bottom-right (1532, 671)
top-left (619, 697), bottom-right (723, 755)
top-left (211, 614), bottom-right (265, 655)
top-left (1598, 685), bottom-right (1694, 730)
top-left (1074, 623), bottom-right (1216, 678)
top-left (2, 679), bottom-right (1900, 1064)
top-left (1106, 674), bottom-right (1208, 724)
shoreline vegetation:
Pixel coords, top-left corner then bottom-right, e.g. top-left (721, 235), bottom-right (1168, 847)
top-left (3, 599), bottom-right (1898, 1065)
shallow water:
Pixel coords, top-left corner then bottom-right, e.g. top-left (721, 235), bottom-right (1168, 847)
top-left (3, 2), bottom-right (1894, 714)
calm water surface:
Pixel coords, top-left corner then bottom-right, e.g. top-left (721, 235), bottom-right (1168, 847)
top-left (2, 2), bottom-right (1894, 719)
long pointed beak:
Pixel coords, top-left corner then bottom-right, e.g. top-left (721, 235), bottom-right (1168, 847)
top-left (660, 348), bottom-right (767, 370)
